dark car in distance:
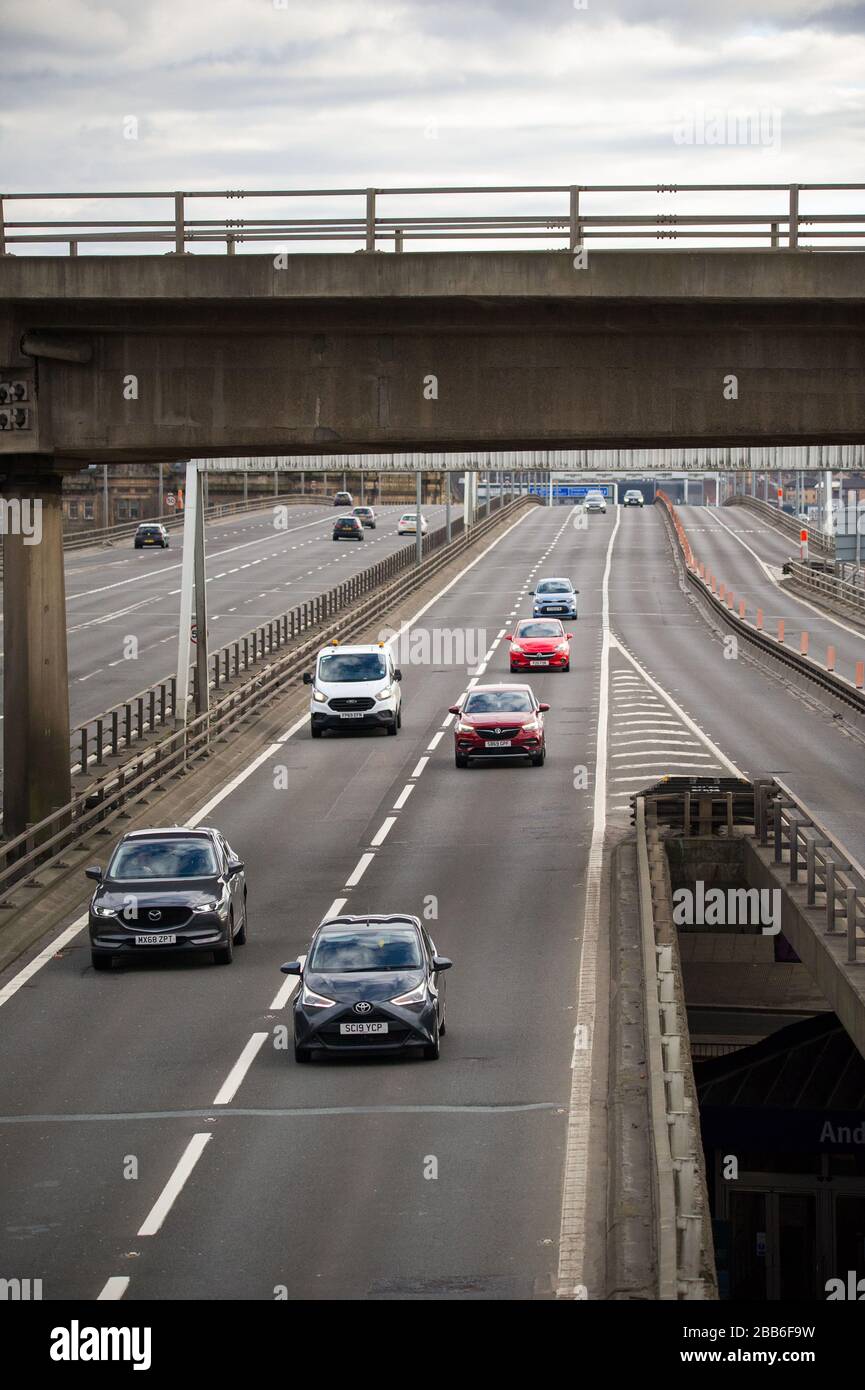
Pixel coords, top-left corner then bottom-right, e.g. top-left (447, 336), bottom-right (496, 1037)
top-left (333, 491), bottom-right (354, 508)
top-left (134, 523), bottom-right (170, 549)
top-left (333, 515), bottom-right (365, 541)
top-left (282, 915), bottom-right (452, 1062)
top-left (87, 826), bottom-right (247, 969)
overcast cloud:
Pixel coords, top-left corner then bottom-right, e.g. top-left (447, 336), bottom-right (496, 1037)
top-left (2, 0), bottom-right (862, 247)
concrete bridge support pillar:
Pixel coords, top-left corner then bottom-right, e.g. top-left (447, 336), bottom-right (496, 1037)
top-left (3, 465), bottom-right (71, 837)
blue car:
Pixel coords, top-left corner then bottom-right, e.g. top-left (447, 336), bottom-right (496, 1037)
top-left (532, 577), bottom-right (579, 619)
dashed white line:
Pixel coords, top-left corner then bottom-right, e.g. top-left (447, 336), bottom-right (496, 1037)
top-left (137, 1133), bottom-right (212, 1236)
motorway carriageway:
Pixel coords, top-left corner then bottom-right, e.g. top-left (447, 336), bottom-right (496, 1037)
top-left (0, 502), bottom-right (459, 742)
top-left (0, 504), bottom-right (862, 1300)
top-left (679, 504), bottom-right (865, 684)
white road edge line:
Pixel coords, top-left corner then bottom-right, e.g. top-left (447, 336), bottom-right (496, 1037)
top-left (213, 1032), bottom-right (269, 1106)
top-left (137, 1133), bottom-right (212, 1236)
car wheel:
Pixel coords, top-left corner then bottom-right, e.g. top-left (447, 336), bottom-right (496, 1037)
top-left (397, 707), bottom-right (402, 729)
top-left (213, 926), bottom-right (234, 965)
top-left (235, 896), bottom-right (248, 945)
top-left (92, 952), bottom-right (113, 971)
top-left (423, 1027), bottom-right (441, 1061)
top-left (310, 723), bottom-right (323, 738)
top-left (530, 748), bottom-right (546, 767)
top-left (563, 663), bottom-right (570, 672)
top-left (387, 719), bottom-right (398, 735)
top-left (439, 1011), bottom-right (446, 1037)
top-left (294, 1044), bottom-right (312, 1064)
top-left (455, 752), bottom-right (468, 768)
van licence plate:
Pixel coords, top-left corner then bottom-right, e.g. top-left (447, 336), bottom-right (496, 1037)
top-left (339, 712), bottom-right (365, 719)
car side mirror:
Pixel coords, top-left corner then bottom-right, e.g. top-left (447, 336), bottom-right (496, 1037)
top-left (504, 634), bottom-right (513, 641)
top-left (432, 956), bottom-right (453, 971)
top-left (565, 633), bottom-right (573, 640)
top-left (538, 703), bottom-right (550, 713)
top-left (280, 960), bottom-right (302, 976)
top-left (528, 590), bottom-right (535, 595)
top-left (227, 859), bottom-right (244, 875)
top-left (448, 705), bottom-right (460, 716)
top-left (302, 672), bottom-right (313, 685)
top-left (393, 669), bottom-right (402, 682)
top-left (85, 865), bottom-right (103, 882)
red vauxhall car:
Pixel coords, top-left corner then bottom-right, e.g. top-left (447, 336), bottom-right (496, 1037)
top-left (507, 618), bottom-right (572, 673)
top-left (448, 684), bottom-right (549, 768)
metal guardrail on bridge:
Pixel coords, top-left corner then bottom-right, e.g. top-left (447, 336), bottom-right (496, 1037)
top-left (2, 182), bottom-right (864, 255)
top-left (722, 493), bottom-right (834, 554)
top-left (782, 559), bottom-right (865, 620)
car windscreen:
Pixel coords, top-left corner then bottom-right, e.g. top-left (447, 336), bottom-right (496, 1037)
top-left (353, 508), bottom-right (371, 516)
top-left (464, 690), bottom-right (533, 713)
top-left (108, 838), bottom-right (218, 879)
top-left (517, 622), bottom-right (563, 638)
top-left (536, 581), bottom-right (571, 593)
top-left (309, 926), bottom-right (423, 972)
top-left (318, 652), bottom-right (387, 682)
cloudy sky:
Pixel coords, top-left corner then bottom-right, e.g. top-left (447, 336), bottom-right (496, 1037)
top-left (3, 0), bottom-right (864, 248)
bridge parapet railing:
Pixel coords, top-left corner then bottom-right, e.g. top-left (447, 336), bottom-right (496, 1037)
top-left (2, 182), bottom-right (864, 255)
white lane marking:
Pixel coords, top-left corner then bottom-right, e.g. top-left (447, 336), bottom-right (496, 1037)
top-left (557, 504), bottom-right (621, 1299)
top-left (393, 784), bottom-right (415, 810)
top-left (322, 898), bottom-right (348, 921)
top-left (610, 645), bottom-right (742, 776)
top-left (97, 1276), bottom-right (130, 1300)
top-left (427, 732), bottom-right (445, 750)
top-left (611, 737), bottom-right (702, 748)
top-left (370, 817), bottom-right (396, 847)
top-left (0, 507), bottom-right (532, 1006)
top-left (137, 1133), bottom-right (212, 1236)
top-left (345, 853), bottom-right (374, 887)
top-left (269, 974), bottom-right (301, 1012)
top-left (213, 1033), bottom-right (269, 1106)
top-left (411, 756), bottom-right (429, 778)
top-left (442, 713), bottom-right (456, 727)
top-left (66, 514), bottom-right (335, 604)
top-left (707, 508), bottom-right (865, 643)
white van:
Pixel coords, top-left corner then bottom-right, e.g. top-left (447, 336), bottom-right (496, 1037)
top-left (303, 642), bottom-right (402, 738)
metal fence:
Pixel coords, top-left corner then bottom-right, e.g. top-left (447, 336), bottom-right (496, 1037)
top-left (2, 183), bottom-right (864, 256)
top-left (782, 559), bottom-right (865, 619)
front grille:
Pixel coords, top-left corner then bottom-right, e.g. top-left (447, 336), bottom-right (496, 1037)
top-left (130, 906), bottom-right (194, 929)
top-left (330, 697), bottom-right (375, 711)
top-left (476, 725), bottom-right (521, 740)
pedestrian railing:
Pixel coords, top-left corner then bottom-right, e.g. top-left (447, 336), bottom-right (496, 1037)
top-left (723, 494), bottom-right (833, 553)
top-left (782, 559), bottom-right (865, 618)
top-left (1, 183), bottom-right (863, 255)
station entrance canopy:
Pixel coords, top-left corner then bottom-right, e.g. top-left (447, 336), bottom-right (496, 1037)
top-left (195, 446), bottom-right (864, 475)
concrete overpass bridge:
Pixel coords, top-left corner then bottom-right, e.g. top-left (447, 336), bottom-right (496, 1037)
top-left (1, 231), bottom-right (864, 835)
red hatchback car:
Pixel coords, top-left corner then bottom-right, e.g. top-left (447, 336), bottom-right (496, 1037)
top-left (449, 684), bottom-right (549, 768)
top-left (507, 618), bottom-right (572, 673)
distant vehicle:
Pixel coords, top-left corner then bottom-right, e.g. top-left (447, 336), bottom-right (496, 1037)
top-left (623, 490), bottom-right (644, 508)
top-left (353, 506), bottom-right (376, 528)
top-left (531, 577), bottom-right (579, 619)
top-left (449, 683), bottom-right (549, 767)
top-left (303, 641), bottom-right (402, 737)
top-left (584, 491), bottom-right (607, 513)
top-left (87, 826), bottom-right (247, 970)
top-left (397, 512), bottom-right (428, 536)
top-left (333, 515), bottom-right (365, 541)
top-left (333, 491), bottom-right (354, 508)
top-left (134, 523), bottom-right (170, 549)
top-left (507, 618), bottom-right (571, 673)
top-left (281, 914), bottom-right (452, 1063)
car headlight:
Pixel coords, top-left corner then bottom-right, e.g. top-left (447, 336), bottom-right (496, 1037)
top-left (456, 720), bottom-right (475, 733)
top-left (521, 719), bottom-right (539, 733)
top-left (510, 643), bottom-right (523, 654)
top-left (192, 899), bottom-right (220, 914)
top-left (374, 685), bottom-right (393, 701)
top-left (312, 689), bottom-right (328, 703)
top-left (391, 981), bottom-right (427, 1005)
top-left (557, 643), bottom-right (569, 652)
top-left (301, 983), bottom-right (336, 1008)
top-left (92, 902), bottom-right (117, 918)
